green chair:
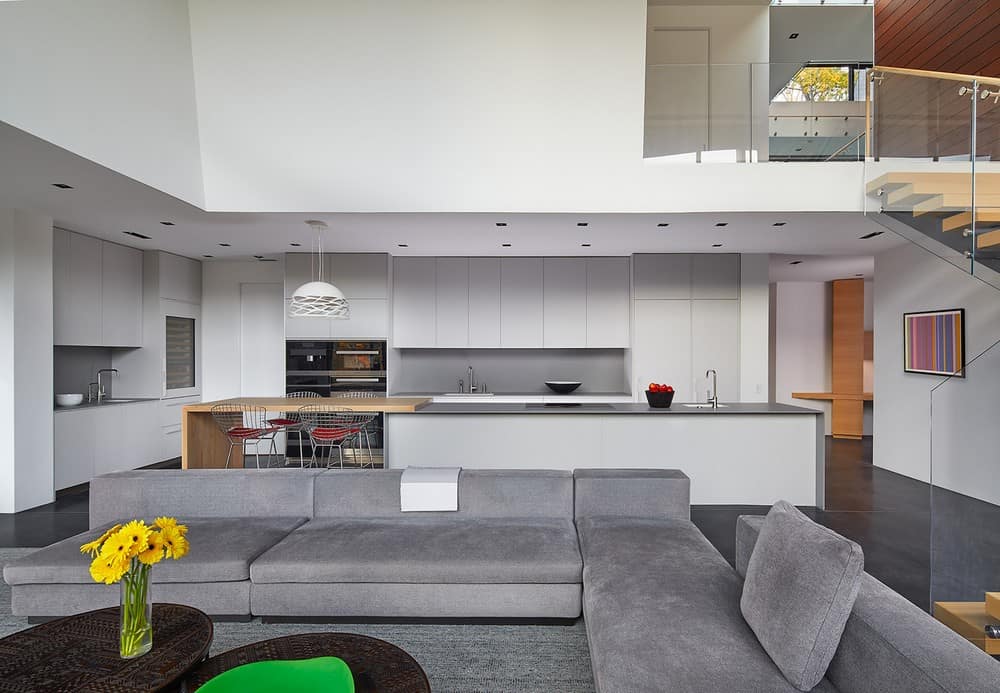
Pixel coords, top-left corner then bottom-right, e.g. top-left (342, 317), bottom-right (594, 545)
top-left (196, 656), bottom-right (354, 693)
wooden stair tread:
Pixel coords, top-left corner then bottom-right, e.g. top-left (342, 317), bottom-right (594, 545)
top-left (941, 210), bottom-right (1000, 232)
top-left (976, 228), bottom-right (1000, 249)
top-left (914, 193), bottom-right (1000, 216)
top-left (867, 171), bottom-right (1000, 197)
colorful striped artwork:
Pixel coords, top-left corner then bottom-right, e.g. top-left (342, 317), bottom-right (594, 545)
top-left (903, 309), bottom-right (965, 377)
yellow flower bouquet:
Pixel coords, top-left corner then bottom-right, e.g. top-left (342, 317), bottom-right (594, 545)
top-left (81, 517), bottom-right (189, 658)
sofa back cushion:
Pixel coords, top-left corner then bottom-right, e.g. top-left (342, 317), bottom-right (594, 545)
top-left (737, 514), bottom-right (1000, 693)
top-left (573, 469), bottom-right (689, 520)
top-left (89, 470), bottom-right (320, 527)
top-left (313, 469), bottom-right (574, 518)
top-left (740, 501), bottom-right (864, 691)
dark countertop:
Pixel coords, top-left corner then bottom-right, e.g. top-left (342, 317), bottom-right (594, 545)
top-left (392, 391), bottom-right (633, 398)
top-left (54, 397), bottom-right (159, 413)
top-left (405, 402), bottom-right (822, 415)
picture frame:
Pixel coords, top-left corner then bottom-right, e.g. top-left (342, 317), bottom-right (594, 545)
top-left (903, 308), bottom-right (965, 378)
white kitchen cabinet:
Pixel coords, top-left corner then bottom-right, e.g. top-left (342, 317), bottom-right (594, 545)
top-left (329, 253), bottom-right (389, 299)
top-left (586, 257), bottom-right (630, 347)
top-left (435, 258), bottom-right (470, 347)
top-left (500, 258), bottom-right (544, 348)
top-left (54, 408), bottom-right (97, 490)
top-left (692, 254), bottom-right (739, 299)
top-left (633, 254), bottom-right (691, 299)
top-left (692, 300), bottom-right (740, 402)
top-left (284, 300), bottom-right (331, 339)
top-left (101, 241), bottom-right (143, 346)
top-left (159, 252), bottom-right (202, 304)
top-left (468, 258), bottom-right (501, 347)
top-left (632, 300), bottom-right (692, 402)
top-left (543, 258), bottom-right (587, 348)
top-left (161, 395), bottom-right (200, 460)
top-left (392, 257), bottom-right (437, 347)
top-left (53, 229), bottom-right (103, 346)
top-left (284, 253), bottom-right (315, 299)
top-left (329, 298), bottom-right (388, 339)
top-left (94, 401), bottom-right (159, 477)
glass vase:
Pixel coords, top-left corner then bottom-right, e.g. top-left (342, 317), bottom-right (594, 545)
top-left (119, 563), bottom-right (153, 659)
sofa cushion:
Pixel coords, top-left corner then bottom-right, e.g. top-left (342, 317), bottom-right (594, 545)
top-left (741, 501), bottom-right (864, 692)
top-left (250, 517), bottom-right (583, 584)
top-left (573, 468), bottom-right (690, 520)
top-left (578, 516), bottom-right (838, 693)
top-left (3, 517), bottom-right (307, 585)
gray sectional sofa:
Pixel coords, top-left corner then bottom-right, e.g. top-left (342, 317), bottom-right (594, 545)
top-left (5, 467), bottom-right (1000, 692)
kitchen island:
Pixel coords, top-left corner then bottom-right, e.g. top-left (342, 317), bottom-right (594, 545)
top-left (182, 397), bottom-right (431, 469)
top-left (384, 402), bottom-right (825, 507)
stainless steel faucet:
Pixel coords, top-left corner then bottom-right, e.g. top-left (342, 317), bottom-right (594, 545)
top-left (706, 369), bottom-right (718, 409)
top-left (97, 368), bottom-right (118, 401)
top-left (467, 365), bottom-right (477, 393)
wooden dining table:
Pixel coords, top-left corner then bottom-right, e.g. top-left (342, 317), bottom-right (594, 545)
top-left (181, 397), bottom-right (431, 469)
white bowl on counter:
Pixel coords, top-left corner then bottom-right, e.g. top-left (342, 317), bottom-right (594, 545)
top-left (55, 393), bottom-right (85, 407)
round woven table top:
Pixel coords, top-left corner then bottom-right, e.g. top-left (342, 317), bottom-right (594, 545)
top-left (183, 632), bottom-right (431, 693)
top-left (0, 603), bottom-right (213, 693)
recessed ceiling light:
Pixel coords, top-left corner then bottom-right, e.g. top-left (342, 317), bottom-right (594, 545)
top-left (577, 222), bottom-right (589, 227)
top-left (51, 183), bottom-right (73, 189)
top-left (789, 260), bottom-right (803, 265)
top-left (582, 243), bottom-right (592, 247)
top-left (122, 231), bottom-right (151, 240)
top-left (159, 221), bottom-right (175, 226)
top-left (258, 258), bottom-right (278, 262)
top-left (855, 273), bottom-right (864, 277)
top-left (789, 33), bottom-right (799, 39)
top-left (859, 231), bottom-right (884, 240)
top-left (253, 255), bottom-right (263, 259)
top-left (715, 222), bottom-right (728, 227)
top-left (397, 244), bottom-right (409, 248)
top-left (657, 222), bottom-right (670, 227)
top-left (712, 243), bottom-right (723, 248)
top-left (773, 222), bottom-right (787, 227)
top-left (289, 242), bottom-right (301, 247)
top-left (502, 243), bottom-right (512, 247)
top-left (495, 222), bottom-right (508, 227)
top-left (219, 242), bottom-right (231, 247)
top-left (202, 254), bottom-right (214, 258)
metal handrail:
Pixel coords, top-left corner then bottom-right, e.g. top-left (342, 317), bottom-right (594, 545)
top-left (824, 131), bottom-right (866, 162)
top-left (873, 65), bottom-right (1000, 88)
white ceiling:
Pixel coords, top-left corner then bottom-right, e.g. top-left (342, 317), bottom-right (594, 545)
top-left (0, 121), bottom-right (902, 264)
top-left (769, 253), bottom-right (873, 281)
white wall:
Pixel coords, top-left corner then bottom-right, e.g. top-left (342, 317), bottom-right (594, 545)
top-left (874, 244), bottom-right (1000, 504)
top-left (0, 209), bottom-right (54, 512)
top-left (0, 0), bottom-right (204, 206)
top-left (201, 260), bottom-right (285, 401)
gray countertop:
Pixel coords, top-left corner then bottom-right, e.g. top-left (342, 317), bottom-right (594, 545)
top-left (407, 402), bottom-right (822, 415)
top-left (54, 397), bottom-right (159, 413)
top-left (392, 391), bottom-right (633, 397)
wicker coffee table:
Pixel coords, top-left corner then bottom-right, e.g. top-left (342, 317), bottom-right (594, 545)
top-left (0, 603), bottom-right (213, 692)
top-left (183, 633), bottom-right (431, 693)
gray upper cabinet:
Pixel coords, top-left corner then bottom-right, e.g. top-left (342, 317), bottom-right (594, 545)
top-left (101, 241), bottom-right (143, 347)
top-left (468, 258), bottom-right (501, 347)
top-left (329, 254), bottom-right (389, 299)
top-left (285, 253), bottom-right (390, 339)
top-left (500, 258), bottom-right (544, 348)
top-left (692, 254), bottom-right (739, 299)
top-left (435, 257), bottom-right (470, 348)
top-left (392, 257), bottom-right (436, 347)
top-left (54, 229), bottom-right (142, 347)
top-left (159, 253), bottom-right (201, 304)
top-left (586, 257), bottom-right (630, 347)
top-left (543, 258), bottom-right (586, 348)
top-left (633, 254), bottom-right (691, 299)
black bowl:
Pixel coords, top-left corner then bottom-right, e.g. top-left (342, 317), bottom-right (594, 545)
top-left (545, 381), bottom-right (582, 394)
top-left (645, 390), bottom-right (675, 408)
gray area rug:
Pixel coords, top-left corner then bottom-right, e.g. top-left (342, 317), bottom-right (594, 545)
top-left (0, 548), bottom-right (595, 692)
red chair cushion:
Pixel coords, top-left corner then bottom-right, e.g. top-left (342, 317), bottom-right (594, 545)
top-left (311, 426), bottom-right (362, 441)
top-left (267, 418), bottom-right (298, 426)
top-left (228, 426), bottom-right (265, 439)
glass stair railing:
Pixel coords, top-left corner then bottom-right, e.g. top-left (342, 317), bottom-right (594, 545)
top-left (865, 67), bottom-right (1000, 284)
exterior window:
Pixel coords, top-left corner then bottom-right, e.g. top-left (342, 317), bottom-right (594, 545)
top-left (165, 316), bottom-right (195, 390)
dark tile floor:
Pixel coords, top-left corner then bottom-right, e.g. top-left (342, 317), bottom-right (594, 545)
top-left (4, 439), bottom-right (996, 612)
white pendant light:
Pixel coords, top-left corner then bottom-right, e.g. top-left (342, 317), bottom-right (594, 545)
top-left (288, 220), bottom-right (350, 319)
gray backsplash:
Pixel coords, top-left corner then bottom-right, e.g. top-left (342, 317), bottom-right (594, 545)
top-left (53, 346), bottom-right (114, 397)
top-left (392, 349), bottom-right (628, 394)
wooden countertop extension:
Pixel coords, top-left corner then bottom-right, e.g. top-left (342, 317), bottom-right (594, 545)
top-left (792, 392), bottom-right (873, 402)
top-left (184, 397), bottom-right (433, 414)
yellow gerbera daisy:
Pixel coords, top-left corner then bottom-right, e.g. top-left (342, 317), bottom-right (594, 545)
top-left (138, 530), bottom-right (166, 566)
top-left (89, 553), bottom-right (129, 585)
top-left (154, 516), bottom-right (178, 530)
top-left (161, 525), bottom-right (190, 560)
top-left (118, 520), bottom-right (152, 559)
top-left (79, 523), bottom-right (122, 557)
top-left (99, 528), bottom-right (135, 565)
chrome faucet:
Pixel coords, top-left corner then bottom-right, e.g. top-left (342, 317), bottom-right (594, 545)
top-left (706, 369), bottom-right (718, 409)
top-left (97, 368), bottom-right (118, 401)
top-left (467, 365), bottom-right (477, 393)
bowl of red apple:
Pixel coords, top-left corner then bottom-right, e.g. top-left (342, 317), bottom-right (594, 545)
top-left (644, 383), bottom-right (675, 408)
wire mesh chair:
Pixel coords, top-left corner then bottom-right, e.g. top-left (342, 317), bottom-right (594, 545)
top-left (297, 405), bottom-right (369, 469)
top-left (210, 403), bottom-right (280, 469)
top-left (267, 391), bottom-right (322, 467)
top-left (340, 391), bottom-right (380, 468)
